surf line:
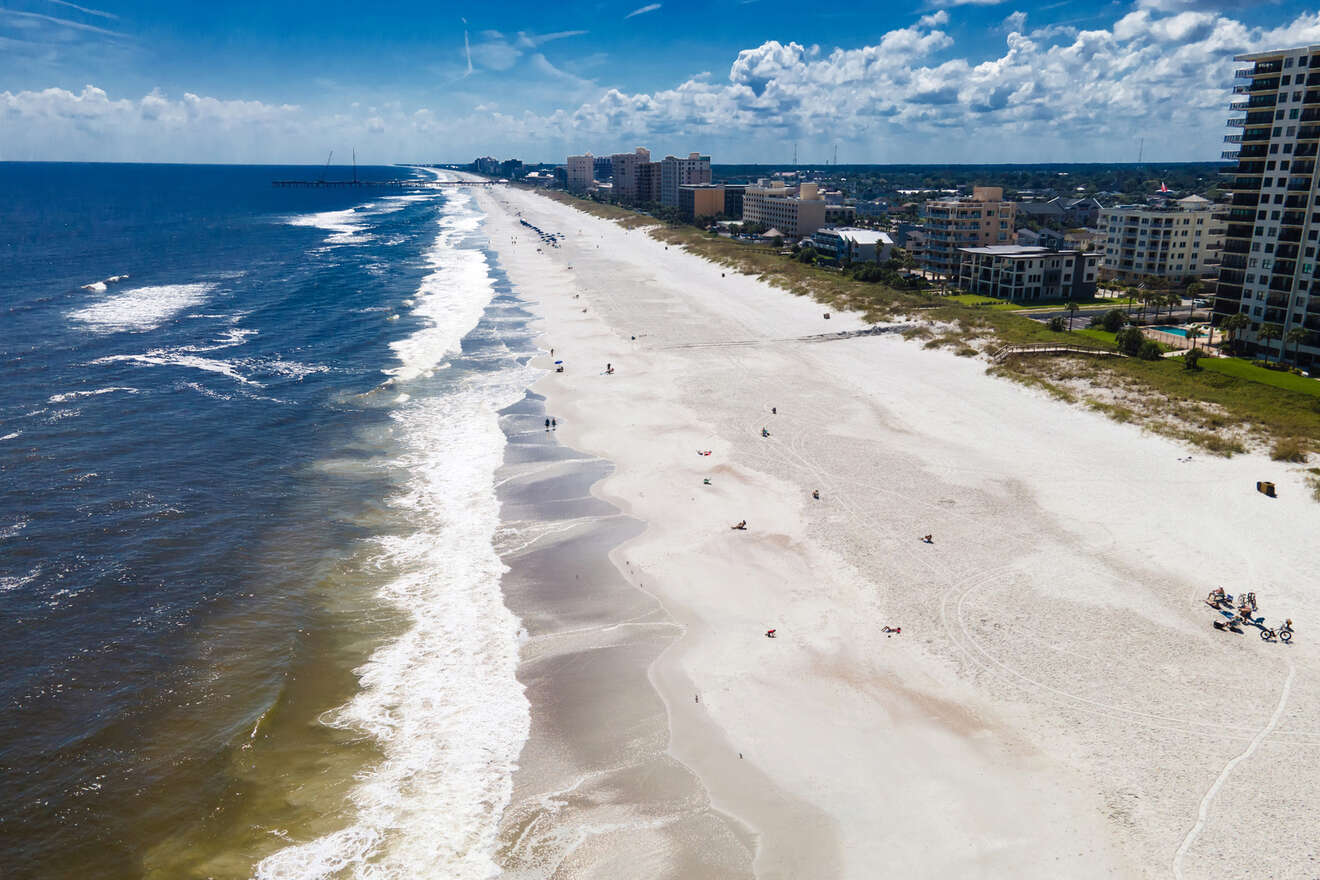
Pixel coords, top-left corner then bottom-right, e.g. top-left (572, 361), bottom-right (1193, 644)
top-left (1171, 660), bottom-right (1295, 879)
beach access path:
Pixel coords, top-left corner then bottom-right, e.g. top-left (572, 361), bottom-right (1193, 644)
top-left (477, 184), bottom-right (1320, 880)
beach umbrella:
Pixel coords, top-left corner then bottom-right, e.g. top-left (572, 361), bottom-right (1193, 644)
top-left (554, 360), bottom-right (563, 364)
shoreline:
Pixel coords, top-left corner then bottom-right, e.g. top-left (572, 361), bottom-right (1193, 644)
top-left (479, 184), bottom-right (1320, 879)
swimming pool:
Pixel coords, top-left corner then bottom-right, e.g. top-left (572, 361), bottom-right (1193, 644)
top-left (1151, 325), bottom-right (1189, 337)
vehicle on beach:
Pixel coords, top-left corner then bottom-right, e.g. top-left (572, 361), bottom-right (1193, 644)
top-left (1260, 621), bottom-right (1294, 643)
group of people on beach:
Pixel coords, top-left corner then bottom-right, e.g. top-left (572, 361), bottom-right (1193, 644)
top-left (1206, 588), bottom-right (1294, 642)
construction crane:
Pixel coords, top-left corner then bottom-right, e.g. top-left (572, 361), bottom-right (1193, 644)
top-left (320, 150), bottom-right (334, 183)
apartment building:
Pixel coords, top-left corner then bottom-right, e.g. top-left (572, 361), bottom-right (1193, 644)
top-left (921, 187), bottom-right (1016, 278)
top-left (610, 147), bottom-right (651, 201)
top-left (660, 153), bottom-right (712, 206)
top-left (1215, 43), bottom-right (1320, 369)
top-left (810, 228), bottom-right (894, 264)
top-left (636, 161), bottom-right (662, 203)
top-left (566, 153), bottom-right (595, 192)
top-left (678, 184), bottom-right (726, 220)
top-left (742, 180), bottom-right (827, 238)
top-left (956, 245), bottom-right (1100, 302)
top-left (1098, 196), bottom-right (1224, 282)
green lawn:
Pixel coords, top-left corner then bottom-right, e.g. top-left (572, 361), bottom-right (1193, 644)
top-left (1071, 328), bottom-right (1118, 347)
top-left (1199, 356), bottom-right (1320, 399)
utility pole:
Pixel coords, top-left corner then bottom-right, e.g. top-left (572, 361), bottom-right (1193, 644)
top-left (793, 143), bottom-right (797, 166)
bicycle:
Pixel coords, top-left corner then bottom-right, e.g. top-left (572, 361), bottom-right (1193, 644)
top-left (1259, 621), bottom-right (1294, 643)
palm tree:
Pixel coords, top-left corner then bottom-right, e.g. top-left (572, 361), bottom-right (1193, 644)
top-left (1186, 280), bottom-right (1205, 320)
top-left (1125, 286), bottom-right (1140, 316)
top-left (1166, 292), bottom-right (1182, 321)
top-left (1259, 322), bottom-right (1284, 362)
top-left (1286, 326), bottom-right (1308, 367)
top-left (1066, 301), bottom-right (1080, 331)
top-left (1186, 326), bottom-right (1204, 351)
top-left (1221, 313), bottom-right (1249, 355)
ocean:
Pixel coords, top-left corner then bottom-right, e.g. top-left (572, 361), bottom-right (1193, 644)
top-left (0, 163), bottom-right (536, 878)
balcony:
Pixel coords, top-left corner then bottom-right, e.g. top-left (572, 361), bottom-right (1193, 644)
top-left (1286, 177), bottom-right (1313, 191)
top-left (1221, 150), bottom-right (1240, 160)
top-left (1292, 161), bottom-right (1316, 175)
top-left (1280, 227), bottom-right (1303, 242)
top-left (1303, 108), bottom-right (1320, 122)
top-left (1224, 239), bottom-right (1251, 254)
top-left (1282, 211), bottom-right (1307, 226)
top-left (1307, 91), bottom-right (1320, 105)
top-left (1296, 144), bottom-right (1319, 157)
top-left (1227, 207), bottom-right (1258, 221)
top-left (1300, 126), bottom-right (1320, 140)
top-left (1224, 134), bottom-right (1243, 144)
top-left (1221, 254), bottom-right (1248, 269)
top-left (1225, 178), bottom-right (1264, 190)
top-left (1253, 61), bottom-right (1284, 75)
top-left (1242, 128), bottom-right (1273, 143)
top-left (1230, 192), bottom-right (1261, 207)
top-left (1227, 117), bottom-right (1246, 127)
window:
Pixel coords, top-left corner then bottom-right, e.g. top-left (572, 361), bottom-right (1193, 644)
top-left (1268, 161), bottom-right (1277, 170)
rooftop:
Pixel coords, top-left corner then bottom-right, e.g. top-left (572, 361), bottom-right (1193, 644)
top-left (960, 245), bottom-right (1082, 257)
top-left (817, 227), bottom-right (893, 245)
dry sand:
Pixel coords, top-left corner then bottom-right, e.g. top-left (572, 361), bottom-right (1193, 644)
top-left (477, 184), bottom-right (1320, 879)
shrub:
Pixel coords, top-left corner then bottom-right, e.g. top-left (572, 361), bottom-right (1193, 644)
top-left (1048, 316), bottom-right (1066, 332)
top-left (1116, 327), bottom-right (1145, 356)
top-left (1101, 308), bottom-right (1127, 333)
top-left (1270, 437), bottom-right (1309, 463)
top-left (1138, 340), bottom-right (1163, 360)
top-left (1184, 348), bottom-right (1203, 370)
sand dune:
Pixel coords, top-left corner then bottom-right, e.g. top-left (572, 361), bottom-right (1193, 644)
top-left (479, 185), bottom-right (1320, 879)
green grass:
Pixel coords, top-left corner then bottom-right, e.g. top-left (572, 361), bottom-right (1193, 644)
top-left (1071, 328), bottom-right (1118, 347)
top-left (1198, 357), bottom-right (1320, 399)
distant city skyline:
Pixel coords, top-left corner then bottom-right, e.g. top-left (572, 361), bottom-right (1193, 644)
top-left (2, 0), bottom-right (1320, 164)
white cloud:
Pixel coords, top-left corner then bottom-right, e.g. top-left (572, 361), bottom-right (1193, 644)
top-left (625, 4), bottom-right (661, 19)
top-left (1001, 10), bottom-right (1027, 33)
top-left (8, 7), bottom-right (1320, 164)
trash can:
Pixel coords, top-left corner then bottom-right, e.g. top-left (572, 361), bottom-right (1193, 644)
top-left (1256, 481), bottom-right (1276, 498)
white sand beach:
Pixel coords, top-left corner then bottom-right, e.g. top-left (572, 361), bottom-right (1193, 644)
top-left (478, 184), bottom-right (1320, 879)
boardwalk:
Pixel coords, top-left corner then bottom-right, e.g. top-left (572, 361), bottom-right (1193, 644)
top-left (991, 342), bottom-right (1124, 363)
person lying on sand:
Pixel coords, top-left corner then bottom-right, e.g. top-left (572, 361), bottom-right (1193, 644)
top-left (731, 520), bottom-right (747, 530)
top-left (921, 534), bottom-right (934, 544)
top-left (765, 629), bottom-right (776, 638)
top-left (761, 427), bottom-right (770, 438)
top-left (882, 626), bottom-right (901, 634)
top-left (812, 490), bottom-right (820, 500)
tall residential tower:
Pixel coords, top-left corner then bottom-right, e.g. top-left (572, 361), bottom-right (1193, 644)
top-left (1215, 45), bottom-right (1320, 369)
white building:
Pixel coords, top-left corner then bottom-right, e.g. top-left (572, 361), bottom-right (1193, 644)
top-left (742, 180), bottom-right (827, 238)
top-left (956, 245), bottom-right (1100, 302)
top-left (811, 228), bottom-right (894, 264)
top-left (1216, 44), bottom-right (1320, 369)
top-left (1098, 195), bottom-right (1225, 282)
top-left (660, 152), bottom-right (711, 206)
top-left (566, 153), bottom-right (595, 192)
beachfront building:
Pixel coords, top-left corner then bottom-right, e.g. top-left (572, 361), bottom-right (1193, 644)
top-left (1098, 196), bottom-right (1225, 283)
top-left (636, 161), bottom-right (662, 203)
top-left (810, 228), bottom-right (894, 265)
top-left (566, 153), bottom-right (595, 192)
top-left (678, 184), bottom-right (726, 221)
top-left (921, 187), bottom-right (1016, 279)
top-left (1215, 43), bottom-right (1320, 368)
top-left (609, 147), bottom-right (651, 201)
top-left (956, 246), bottom-right (1100, 302)
top-left (742, 180), bottom-right (827, 238)
top-left (824, 204), bottom-right (857, 225)
top-left (722, 184), bottom-right (747, 218)
top-left (660, 153), bottom-right (712, 206)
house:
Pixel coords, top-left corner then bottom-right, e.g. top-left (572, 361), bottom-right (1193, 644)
top-left (811, 227), bottom-right (895, 264)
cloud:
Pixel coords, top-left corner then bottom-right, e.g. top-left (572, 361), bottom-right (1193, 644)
top-left (625, 4), bottom-right (661, 19)
top-left (0, 7), bottom-right (123, 37)
top-left (1001, 10), bottom-right (1027, 33)
top-left (44, 0), bottom-right (117, 19)
top-left (464, 28), bottom-right (589, 73)
top-left (487, 6), bottom-right (1320, 161)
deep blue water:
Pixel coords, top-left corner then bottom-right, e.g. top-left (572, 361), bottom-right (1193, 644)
top-left (0, 163), bottom-right (454, 874)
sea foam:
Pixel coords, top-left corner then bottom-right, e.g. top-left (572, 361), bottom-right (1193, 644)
top-left (68, 283), bottom-right (216, 333)
top-left (256, 177), bottom-right (533, 880)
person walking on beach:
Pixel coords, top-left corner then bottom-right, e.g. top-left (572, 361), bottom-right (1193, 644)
top-left (551, 418), bottom-right (557, 430)
top-left (545, 418), bottom-right (550, 431)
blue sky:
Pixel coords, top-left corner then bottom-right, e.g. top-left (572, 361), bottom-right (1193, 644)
top-left (2, 0), bottom-right (1320, 164)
